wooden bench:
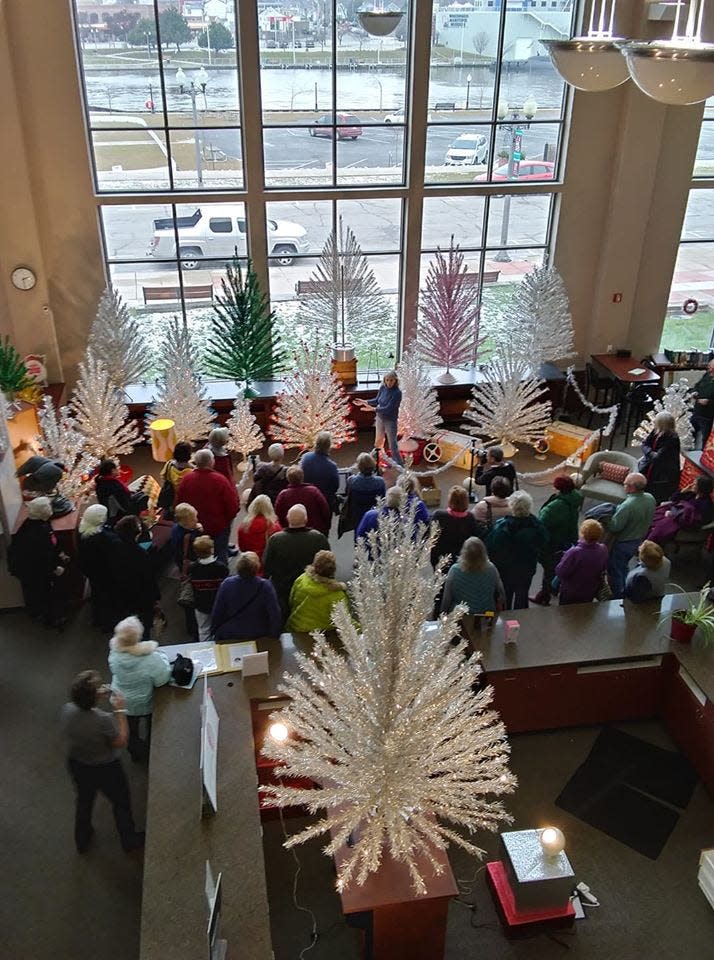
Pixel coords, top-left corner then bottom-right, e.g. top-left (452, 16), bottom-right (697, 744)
top-left (142, 284), bottom-right (214, 305)
top-left (460, 270), bottom-right (500, 286)
top-left (434, 101), bottom-right (456, 110)
top-left (295, 279), bottom-right (330, 297)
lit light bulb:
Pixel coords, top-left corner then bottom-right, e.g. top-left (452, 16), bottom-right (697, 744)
top-left (268, 722), bottom-right (289, 743)
top-left (540, 826), bottom-right (566, 857)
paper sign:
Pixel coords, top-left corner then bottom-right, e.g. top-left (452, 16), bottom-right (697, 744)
top-left (242, 651), bottom-right (269, 677)
top-left (227, 640), bottom-right (257, 670)
top-left (628, 367), bottom-right (647, 376)
top-left (201, 688), bottom-right (219, 813)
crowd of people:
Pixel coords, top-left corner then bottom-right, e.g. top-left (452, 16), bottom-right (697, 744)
top-left (15, 369), bottom-right (714, 856)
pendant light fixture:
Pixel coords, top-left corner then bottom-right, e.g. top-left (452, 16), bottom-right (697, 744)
top-left (620, 0), bottom-right (714, 105)
top-left (542, 0), bottom-right (630, 92)
top-left (358, 3), bottom-right (404, 38)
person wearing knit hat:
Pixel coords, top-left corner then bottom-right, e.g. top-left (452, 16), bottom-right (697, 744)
top-left (108, 616), bottom-right (171, 762)
top-left (78, 504), bottom-right (120, 631)
top-left (532, 474), bottom-right (583, 605)
top-left (8, 496), bottom-right (65, 626)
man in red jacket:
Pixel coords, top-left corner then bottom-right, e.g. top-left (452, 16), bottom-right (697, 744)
top-left (275, 465), bottom-right (331, 536)
top-left (176, 449), bottom-right (238, 563)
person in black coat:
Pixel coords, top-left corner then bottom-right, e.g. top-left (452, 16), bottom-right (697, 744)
top-left (639, 412), bottom-right (681, 504)
top-left (78, 503), bottom-right (120, 631)
top-left (8, 496), bottom-right (65, 626)
top-left (94, 460), bottom-right (147, 524)
top-left (109, 516), bottom-right (161, 639)
top-left (430, 485), bottom-right (483, 569)
top-left (474, 446), bottom-right (518, 496)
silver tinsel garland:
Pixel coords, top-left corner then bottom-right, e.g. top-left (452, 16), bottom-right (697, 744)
top-left (494, 265), bottom-right (575, 368)
top-left (396, 344), bottom-right (442, 440)
top-left (37, 397), bottom-right (97, 504)
top-left (261, 504), bottom-right (516, 893)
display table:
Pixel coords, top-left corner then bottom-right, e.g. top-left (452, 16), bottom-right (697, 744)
top-left (590, 354), bottom-right (661, 385)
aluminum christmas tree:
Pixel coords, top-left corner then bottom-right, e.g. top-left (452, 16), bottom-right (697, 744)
top-left (632, 378), bottom-right (695, 450)
top-left (261, 503), bottom-right (516, 893)
top-left (297, 216), bottom-right (394, 353)
top-left (151, 317), bottom-right (214, 442)
top-left (37, 396), bottom-right (97, 504)
top-left (70, 354), bottom-right (139, 460)
top-left (86, 287), bottom-right (152, 389)
top-left (225, 397), bottom-right (265, 463)
top-left (417, 238), bottom-right (486, 383)
top-left (204, 258), bottom-right (286, 397)
top-left (463, 350), bottom-right (552, 451)
top-left (396, 344), bottom-right (442, 441)
top-left (271, 342), bottom-right (355, 450)
top-left (501, 265), bottom-right (575, 368)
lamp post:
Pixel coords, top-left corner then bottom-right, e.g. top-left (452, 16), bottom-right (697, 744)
top-left (176, 67), bottom-right (209, 187)
top-left (493, 97), bottom-right (538, 264)
top-left (465, 73), bottom-right (472, 111)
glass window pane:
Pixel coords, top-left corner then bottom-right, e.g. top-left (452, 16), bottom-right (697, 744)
top-left (661, 243), bottom-right (714, 351)
top-left (490, 121), bottom-right (560, 180)
top-left (92, 122), bottom-right (171, 192)
top-left (480, 248), bottom-right (548, 348)
top-left (426, 124), bottom-right (492, 184)
top-left (337, 199), bottom-right (402, 252)
top-left (486, 194), bottom-right (552, 248)
top-left (681, 190), bottom-right (714, 240)
top-left (260, 10), bottom-right (333, 120)
top-left (421, 197), bottom-right (486, 251)
top-left (168, 128), bottom-right (243, 189)
top-left (264, 127), bottom-right (332, 188)
top-left (266, 201), bottom-right (332, 259)
top-left (694, 122), bottom-right (714, 177)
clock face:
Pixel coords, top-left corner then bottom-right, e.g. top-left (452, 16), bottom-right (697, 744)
top-left (11, 267), bottom-right (37, 291)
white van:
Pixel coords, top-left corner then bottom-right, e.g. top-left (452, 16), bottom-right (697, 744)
top-left (444, 133), bottom-right (489, 166)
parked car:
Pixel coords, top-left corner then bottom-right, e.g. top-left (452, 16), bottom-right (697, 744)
top-left (444, 133), bottom-right (489, 166)
top-left (474, 160), bottom-right (555, 182)
top-left (148, 205), bottom-right (308, 268)
top-left (383, 108), bottom-right (432, 124)
top-left (309, 113), bottom-right (363, 139)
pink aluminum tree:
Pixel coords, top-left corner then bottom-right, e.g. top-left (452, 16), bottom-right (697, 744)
top-left (417, 238), bottom-right (486, 383)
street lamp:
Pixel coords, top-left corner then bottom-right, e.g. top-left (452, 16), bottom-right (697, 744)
top-left (465, 73), bottom-right (472, 111)
top-left (176, 67), bottom-right (209, 187)
top-left (493, 98), bottom-right (538, 264)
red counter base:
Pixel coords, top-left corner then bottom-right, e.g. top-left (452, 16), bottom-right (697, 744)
top-left (486, 861), bottom-right (575, 939)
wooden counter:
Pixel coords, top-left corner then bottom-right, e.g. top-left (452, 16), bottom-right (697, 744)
top-left (141, 601), bottom-right (714, 959)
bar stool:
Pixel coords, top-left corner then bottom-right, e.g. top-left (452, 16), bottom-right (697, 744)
top-left (585, 362), bottom-right (616, 427)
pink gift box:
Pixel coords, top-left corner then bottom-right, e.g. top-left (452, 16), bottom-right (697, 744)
top-left (505, 619), bottom-right (520, 644)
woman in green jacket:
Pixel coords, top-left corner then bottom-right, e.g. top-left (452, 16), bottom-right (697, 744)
top-left (533, 476), bottom-right (583, 605)
top-left (285, 550), bottom-right (349, 635)
top-left (487, 491), bottom-right (549, 610)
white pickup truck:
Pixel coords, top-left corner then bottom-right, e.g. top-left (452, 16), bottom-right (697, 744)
top-left (148, 204), bottom-right (309, 269)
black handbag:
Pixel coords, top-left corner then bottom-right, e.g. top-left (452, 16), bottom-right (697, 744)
top-left (171, 653), bottom-right (195, 686)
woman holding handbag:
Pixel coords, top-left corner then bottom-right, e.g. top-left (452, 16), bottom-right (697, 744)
top-left (211, 552), bottom-right (282, 641)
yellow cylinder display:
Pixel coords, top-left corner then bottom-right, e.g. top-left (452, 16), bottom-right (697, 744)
top-left (149, 418), bottom-right (177, 463)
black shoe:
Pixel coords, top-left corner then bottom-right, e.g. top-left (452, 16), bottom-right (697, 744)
top-left (123, 830), bottom-right (145, 853)
top-left (76, 826), bottom-right (95, 853)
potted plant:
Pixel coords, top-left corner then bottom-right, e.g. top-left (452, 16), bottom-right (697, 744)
top-left (661, 583), bottom-right (714, 644)
top-left (0, 336), bottom-right (31, 403)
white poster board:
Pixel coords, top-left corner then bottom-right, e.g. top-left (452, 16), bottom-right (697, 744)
top-left (201, 683), bottom-right (219, 815)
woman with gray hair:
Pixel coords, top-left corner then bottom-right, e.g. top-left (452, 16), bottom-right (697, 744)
top-left (8, 496), bottom-right (65, 626)
top-left (638, 410), bottom-right (681, 503)
top-left (440, 536), bottom-right (505, 620)
top-left (79, 504), bottom-right (120, 631)
top-left (487, 490), bottom-right (548, 610)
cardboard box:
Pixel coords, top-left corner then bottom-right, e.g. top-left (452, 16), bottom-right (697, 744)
top-left (546, 420), bottom-right (599, 461)
top-left (434, 430), bottom-right (477, 471)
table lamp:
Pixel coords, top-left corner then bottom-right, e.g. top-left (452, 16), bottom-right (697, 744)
top-left (149, 418), bottom-right (177, 463)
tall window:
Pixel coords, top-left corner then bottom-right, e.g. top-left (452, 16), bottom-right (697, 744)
top-left (72, 0), bottom-right (572, 373)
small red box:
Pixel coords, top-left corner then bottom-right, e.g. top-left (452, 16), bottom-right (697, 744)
top-left (486, 861), bottom-right (575, 939)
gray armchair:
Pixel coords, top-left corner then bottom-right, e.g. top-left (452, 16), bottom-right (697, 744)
top-left (580, 450), bottom-right (639, 507)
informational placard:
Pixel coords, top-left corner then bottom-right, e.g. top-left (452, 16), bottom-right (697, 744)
top-left (207, 872), bottom-right (226, 960)
top-left (201, 682), bottom-right (219, 815)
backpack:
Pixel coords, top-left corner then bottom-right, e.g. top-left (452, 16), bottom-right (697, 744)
top-left (171, 653), bottom-right (195, 686)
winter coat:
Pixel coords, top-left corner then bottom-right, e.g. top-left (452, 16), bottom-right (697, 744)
top-left (210, 452), bottom-right (234, 482)
top-left (176, 468), bottom-right (238, 537)
top-left (237, 515), bottom-right (282, 573)
top-left (211, 574), bottom-right (282, 641)
top-left (108, 639), bottom-right (171, 716)
top-left (475, 461), bottom-right (518, 496)
top-left (160, 460), bottom-right (193, 501)
top-left (639, 429), bottom-right (681, 502)
top-left (368, 384), bottom-right (402, 421)
top-left (487, 514), bottom-right (549, 576)
top-left (247, 461), bottom-right (289, 505)
top-left (275, 483), bottom-right (331, 536)
top-left (262, 527), bottom-right (330, 614)
top-left (286, 570), bottom-right (349, 633)
top-left (405, 493), bottom-right (430, 527)
top-left (647, 491), bottom-right (714, 544)
top-left (440, 561), bottom-right (505, 616)
top-left (109, 537), bottom-right (160, 621)
top-left (94, 475), bottom-right (132, 517)
top-left (78, 527), bottom-right (120, 587)
top-left (429, 509), bottom-right (483, 569)
top-left (538, 489), bottom-right (583, 552)
top-left (346, 473), bottom-right (386, 532)
top-left (170, 523), bottom-right (200, 574)
top-left (300, 451), bottom-right (340, 509)
top-left (555, 540), bottom-right (609, 605)
top-left (9, 518), bottom-right (60, 582)
top-left (186, 557), bottom-right (228, 615)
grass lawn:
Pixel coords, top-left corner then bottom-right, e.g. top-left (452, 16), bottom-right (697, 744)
top-left (660, 309), bottom-right (714, 351)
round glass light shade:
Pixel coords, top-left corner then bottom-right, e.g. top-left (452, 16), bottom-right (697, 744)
top-left (358, 10), bottom-right (403, 37)
top-left (542, 39), bottom-right (630, 92)
top-left (621, 41), bottom-right (714, 105)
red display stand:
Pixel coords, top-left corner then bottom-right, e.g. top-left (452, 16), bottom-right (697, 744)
top-left (485, 861), bottom-right (575, 939)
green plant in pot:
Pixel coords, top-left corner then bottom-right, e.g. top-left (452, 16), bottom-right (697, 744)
top-left (0, 336), bottom-right (31, 402)
top-left (661, 583), bottom-right (714, 644)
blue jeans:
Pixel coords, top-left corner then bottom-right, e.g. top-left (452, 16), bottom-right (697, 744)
top-left (375, 414), bottom-right (403, 466)
top-left (608, 539), bottom-right (640, 599)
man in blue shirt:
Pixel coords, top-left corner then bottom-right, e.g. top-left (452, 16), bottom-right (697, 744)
top-left (300, 431), bottom-right (340, 513)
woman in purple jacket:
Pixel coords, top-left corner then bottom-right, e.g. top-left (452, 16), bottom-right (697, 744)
top-left (355, 371), bottom-right (403, 466)
top-left (555, 519), bottom-right (609, 605)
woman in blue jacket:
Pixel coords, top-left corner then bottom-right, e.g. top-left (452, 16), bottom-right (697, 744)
top-left (356, 371), bottom-right (403, 466)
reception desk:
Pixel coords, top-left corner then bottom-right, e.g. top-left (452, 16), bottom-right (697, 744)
top-left (140, 600), bottom-right (714, 959)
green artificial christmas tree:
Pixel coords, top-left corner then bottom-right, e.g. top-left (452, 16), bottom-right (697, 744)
top-left (204, 258), bottom-right (286, 398)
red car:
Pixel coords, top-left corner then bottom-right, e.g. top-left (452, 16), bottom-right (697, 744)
top-left (309, 113), bottom-right (363, 140)
top-left (475, 160), bottom-right (555, 182)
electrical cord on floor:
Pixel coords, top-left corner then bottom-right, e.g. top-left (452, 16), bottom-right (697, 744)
top-left (277, 807), bottom-right (319, 960)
